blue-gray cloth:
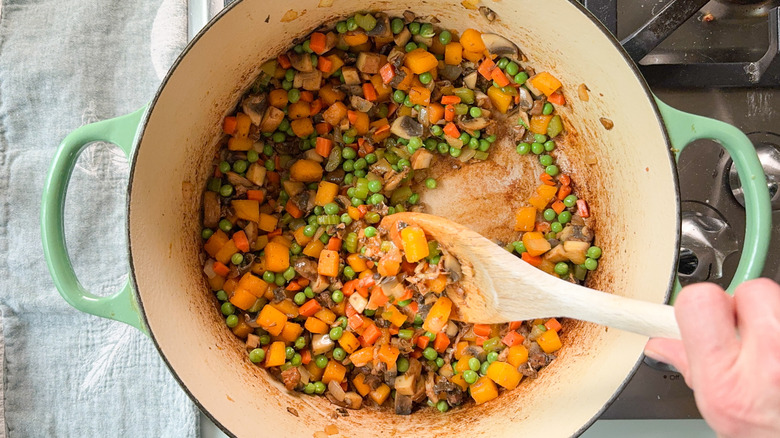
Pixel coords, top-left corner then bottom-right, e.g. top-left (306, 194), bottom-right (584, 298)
top-left (0, 0), bottom-right (199, 436)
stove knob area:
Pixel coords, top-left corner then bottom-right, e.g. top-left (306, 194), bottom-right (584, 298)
top-left (677, 206), bottom-right (739, 286)
top-left (728, 135), bottom-right (780, 211)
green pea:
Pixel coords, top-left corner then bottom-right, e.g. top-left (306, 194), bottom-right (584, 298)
top-left (365, 180), bottom-right (381, 194)
top-left (274, 275), bottom-right (285, 287)
top-left (290, 353), bottom-right (302, 366)
top-left (419, 72), bottom-right (433, 84)
top-left (505, 61), bottom-right (519, 76)
top-left (449, 147), bottom-right (462, 158)
top-left (430, 125), bottom-right (443, 136)
top-left (514, 72), bottom-right (529, 84)
top-left (340, 148), bottom-right (356, 162)
top-left (543, 102), bottom-right (554, 115)
top-left (295, 336), bottom-right (307, 350)
top-left (563, 194), bottom-right (578, 207)
top-left (217, 219), bottom-right (231, 233)
top-left (216, 290), bottom-right (228, 301)
top-left (422, 347), bottom-right (438, 361)
top-left (393, 89), bottom-right (406, 103)
top-left (329, 326), bottom-right (344, 340)
top-left (319, 232), bottom-right (330, 244)
top-left (351, 197), bottom-right (363, 207)
top-left (247, 149), bottom-right (259, 163)
top-left (513, 241), bottom-right (526, 253)
top-left (259, 334), bottom-right (271, 346)
top-left (354, 169), bottom-right (367, 178)
top-left (201, 228), bottom-right (214, 240)
top-left (342, 160), bottom-right (355, 172)
top-left (303, 224), bottom-right (317, 237)
top-left (534, 133), bottom-right (548, 143)
top-left (344, 174), bottom-right (355, 185)
top-left (315, 354), bottom-right (329, 369)
top-left (364, 226), bottom-right (377, 237)
top-left (336, 21), bottom-right (348, 33)
top-left (546, 165), bottom-right (559, 176)
top-left (438, 30), bottom-right (452, 45)
top-left (551, 221), bottom-right (563, 233)
top-left (558, 210), bottom-right (572, 224)
top-left (230, 253), bottom-right (243, 266)
top-left (346, 17), bottom-right (358, 31)
top-left (485, 134), bottom-right (497, 143)
top-left (221, 302), bottom-right (235, 316)
top-left (587, 246), bottom-right (603, 259)
top-left (398, 158), bottom-right (411, 168)
top-left (343, 266), bottom-right (355, 279)
top-left (466, 106), bottom-right (482, 118)
top-left (365, 153), bottom-right (377, 164)
top-left (302, 286), bottom-right (313, 300)
top-left (420, 22), bottom-right (435, 38)
top-left (313, 381), bottom-right (327, 394)
top-left (408, 193), bottom-right (420, 204)
top-left (218, 161), bottom-right (231, 173)
top-left (369, 193), bottom-right (384, 205)
top-left (264, 159), bottom-right (275, 171)
top-left (405, 42), bottom-right (418, 52)
top-left (290, 242), bottom-right (302, 255)
top-left (544, 140), bottom-right (556, 152)
top-left (322, 202), bottom-right (338, 215)
top-left (437, 142), bottom-right (449, 154)
top-left (262, 271), bottom-right (275, 283)
top-left (353, 158), bottom-right (367, 171)
top-left (409, 22), bottom-right (421, 35)
top-left (543, 208), bottom-right (556, 221)
top-left (226, 314), bottom-right (239, 328)
top-left (468, 357), bottom-right (481, 371)
top-left (332, 347), bottom-right (346, 361)
top-left (497, 57), bottom-right (509, 69)
top-left (284, 346), bottom-right (295, 360)
top-left (516, 142), bottom-right (531, 155)
top-left (281, 80), bottom-right (293, 91)
top-left (467, 137), bottom-right (479, 149)
top-left (425, 178), bottom-right (437, 189)
top-left (304, 382), bottom-right (316, 394)
top-left (486, 351), bottom-right (499, 363)
top-left (391, 17), bottom-right (404, 34)
top-left (462, 369), bottom-right (478, 384)
top-left (437, 400), bottom-right (449, 412)
top-left (331, 290), bottom-right (344, 303)
top-left (539, 155), bottom-right (553, 166)
top-left (584, 258), bottom-right (598, 271)
top-left (249, 348), bottom-right (265, 363)
top-left (554, 262), bottom-right (569, 276)
top-left (293, 292), bottom-right (306, 306)
top-left (342, 134), bottom-right (355, 144)
top-left (283, 266), bottom-right (296, 281)
top-left (531, 142), bottom-right (544, 155)
top-left (219, 184), bottom-right (234, 197)
top-left (479, 360), bottom-right (490, 376)
top-left (397, 356), bottom-right (410, 373)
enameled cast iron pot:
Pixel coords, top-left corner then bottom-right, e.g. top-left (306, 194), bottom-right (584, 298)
top-left (42, 0), bottom-right (771, 436)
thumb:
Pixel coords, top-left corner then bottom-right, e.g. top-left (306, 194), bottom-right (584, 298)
top-left (645, 338), bottom-right (691, 386)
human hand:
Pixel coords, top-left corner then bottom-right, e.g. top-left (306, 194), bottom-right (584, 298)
top-left (644, 278), bottom-right (780, 438)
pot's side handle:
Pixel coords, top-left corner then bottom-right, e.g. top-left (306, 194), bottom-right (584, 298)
top-left (655, 97), bottom-right (772, 298)
top-left (41, 107), bottom-right (148, 334)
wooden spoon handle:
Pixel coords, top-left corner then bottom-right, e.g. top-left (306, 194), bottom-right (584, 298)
top-left (553, 285), bottom-right (680, 339)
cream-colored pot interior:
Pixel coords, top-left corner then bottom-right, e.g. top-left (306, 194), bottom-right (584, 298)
top-left (128, 0), bottom-right (679, 436)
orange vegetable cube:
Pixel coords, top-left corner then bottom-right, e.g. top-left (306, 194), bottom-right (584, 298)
top-left (408, 86), bottom-right (431, 106)
top-left (444, 42), bottom-right (463, 65)
top-left (454, 341), bottom-right (469, 360)
top-left (338, 330), bottom-right (361, 354)
top-left (400, 225), bottom-right (429, 263)
top-left (204, 230), bottom-right (229, 257)
top-left (423, 296), bottom-right (452, 333)
top-left (293, 226), bottom-right (312, 246)
top-left (269, 88), bottom-right (289, 108)
top-left (349, 347), bottom-right (375, 367)
top-left (377, 344), bottom-right (400, 368)
top-left (322, 360), bottom-right (347, 385)
top-left (237, 272), bottom-right (269, 298)
top-left (528, 72), bottom-right (563, 97)
top-left (265, 341), bottom-right (286, 367)
top-left (258, 304), bottom-right (288, 336)
top-left (537, 328), bottom-right (563, 353)
top-left (234, 112), bottom-right (252, 138)
top-left (322, 101), bottom-right (348, 126)
top-left (229, 288), bottom-right (258, 311)
top-left (304, 317), bottom-right (329, 334)
top-left (231, 200), bottom-right (260, 224)
top-left (404, 49), bottom-right (439, 75)
top-left (302, 239), bottom-right (324, 258)
top-left (290, 117), bottom-right (314, 138)
top-left (450, 373), bottom-right (469, 391)
top-left (369, 383), bottom-right (391, 405)
top-left (346, 253), bottom-right (368, 273)
top-left (257, 213), bottom-right (278, 232)
top-left (306, 360), bottom-right (325, 381)
top-left (279, 322), bottom-right (304, 343)
top-left (269, 298), bottom-right (299, 318)
top-left (487, 361), bottom-right (523, 390)
top-left (263, 241), bottom-right (290, 272)
top-left (317, 249), bottom-right (340, 277)
top-left (227, 136), bottom-right (253, 151)
top-left (287, 100), bottom-right (311, 120)
top-left (214, 239), bottom-right (238, 265)
top-left (507, 345), bottom-right (530, 367)
top-left (487, 86), bottom-right (513, 114)
top-left (522, 231), bottom-right (552, 257)
top-left (353, 373), bottom-right (371, 396)
top-left (470, 376), bottom-right (499, 404)
top-left (290, 159), bottom-right (324, 182)
top-left (459, 29), bottom-right (485, 53)
top-left (314, 308), bottom-right (336, 325)
top-left (315, 181), bottom-right (339, 206)
top-left (514, 206), bottom-right (537, 232)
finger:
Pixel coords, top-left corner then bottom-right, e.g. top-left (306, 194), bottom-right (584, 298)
top-left (734, 278), bottom-right (780, 352)
top-left (674, 283), bottom-right (739, 382)
top-left (645, 338), bottom-right (691, 386)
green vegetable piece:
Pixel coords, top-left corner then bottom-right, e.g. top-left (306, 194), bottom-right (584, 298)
top-left (225, 314), bottom-right (239, 328)
top-left (391, 18), bottom-right (404, 34)
top-left (554, 262), bottom-right (569, 276)
top-left (584, 257), bottom-right (598, 271)
top-left (547, 115), bottom-right (563, 138)
top-left (588, 246), bottom-right (603, 259)
top-left (249, 348), bottom-right (266, 363)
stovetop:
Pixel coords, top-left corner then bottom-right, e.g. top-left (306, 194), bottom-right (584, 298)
top-left (189, 0), bottom-right (779, 427)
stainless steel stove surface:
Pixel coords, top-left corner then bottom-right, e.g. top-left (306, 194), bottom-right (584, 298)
top-left (191, 0), bottom-right (778, 434)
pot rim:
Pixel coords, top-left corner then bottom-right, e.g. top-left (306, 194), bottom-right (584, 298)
top-left (125, 1), bottom-right (681, 436)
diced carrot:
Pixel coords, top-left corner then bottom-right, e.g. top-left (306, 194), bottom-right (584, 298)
top-left (310, 98), bottom-right (323, 115)
top-left (415, 335), bottom-right (430, 349)
top-left (315, 136), bottom-right (334, 158)
top-left (521, 252), bottom-right (543, 267)
top-left (557, 184), bottom-right (572, 201)
top-left (315, 122), bottom-right (332, 135)
top-left (428, 103), bottom-right (444, 124)
top-left (443, 122), bottom-right (460, 138)
top-left (577, 199), bottom-right (590, 218)
top-left (318, 55), bottom-right (333, 73)
top-left (423, 296), bottom-right (452, 333)
top-left (309, 32), bottom-right (327, 54)
top-left (551, 200), bottom-right (565, 214)
top-left (285, 199), bottom-right (304, 218)
top-left (535, 221), bottom-right (551, 233)
top-left (491, 67), bottom-right (510, 87)
top-left (440, 95), bottom-right (461, 105)
top-left (537, 329), bottom-right (563, 353)
top-left (433, 331), bottom-right (450, 353)
top-left (509, 321), bottom-right (523, 331)
top-left (230, 231), bottom-right (249, 254)
top-left (367, 286), bottom-right (389, 310)
top-left (362, 82), bottom-right (378, 102)
top-left (473, 324), bottom-right (491, 337)
top-left (444, 104), bottom-right (455, 122)
top-left (342, 279), bottom-right (358, 297)
top-left (559, 174), bottom-right (572, 186)
top-left (300, 91), bottom-right (314, 102)
top-left (300, 349), bottom-right (312, 365)
top-left (548, 91), bottom-right (566, 106)
top-left (305, 316), bottom-right (329, 334)
top-left (246, 190), bottom-right (265, 202)
top-left (285, 280), bottom-right (303, 291)
top-left (545, 317), bottom-right (562, 332)
top-left (327, 237), bottom-right (342, 251)
top-left (277, 54), bottom-right (291, 69)
top-left (502, 331), bottom-right (525, 347)
top-left (222, 116), bottom-right (237, 135)
top-left (379, 63), bottom-right (395, 84)
top-left (360, 323), bottom-right (381, 346)
top-left (540, 173), bottom-right (556, 185)
top-left (212, 261), bottom-right (230, 277)
top-left (348, 313), bottom-right (364, 331)
top-left (298, 299), bottom-right (322, 317)
top-left (478, 57), bottom-right (496, 80)
top-left (266, 171), bottom-right (280, 185)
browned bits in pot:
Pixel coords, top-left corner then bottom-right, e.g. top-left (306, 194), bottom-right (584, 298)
top-left (578, 83), bottom-right (590, 102)
top-left (600, 117), bottom-right (614, 130)
top-left (281, 9), bottom-right (301, 22)
top-left (479, 6), bottom-right (497, 23)
top-left (461, 0), bottom-right (479, 10)
top-left (325, 424), bottom-right (339, 435)
top-left (287, 406), bottom-right (299, 417)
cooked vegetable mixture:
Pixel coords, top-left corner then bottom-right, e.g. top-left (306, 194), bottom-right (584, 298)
top-left (201, 11), bottom-right (602, 414)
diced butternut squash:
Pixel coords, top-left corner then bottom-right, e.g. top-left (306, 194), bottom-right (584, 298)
top-left (522, 231), bottom-right (551, 256)
top-left (269, 89), bottom-right (289, 108)
top-left (265, 341), bottom-right (287, 367)
top-left (514, 206), bottom-right (537, 232)
top-left (258, 213), bottom-right (278, 232)
top-left (349, 347), bottom-right (374, 367)
top-left (537, 328), bottom-right (563, 353)
top-left (369, 383), bottom-right (391, 405)
top-left (234, 112), bottom-right (252, 138)
top-left (459, 28), bottom-right (485, 53)
top-left (425, 274), bottom-right (448, 294)
top-left (317, 249), bottom-right (340, 277)
top-left (264, 241), bottom-right (290, 272)
top-left (450, 373), bottom-right (469, 391)
top-left (507, 345), bottom-right (530, 367)
top-left (287, 101), bottom-right (311, 119)
top-left (530, 114), bottom-right (554, 135)
top-left (470, 376), bottom-right (499, 405)
top-left (270, 298), bottom-right (299, 318)
top-left (304, 317), bottom-right (330, 334)
top-left (227, 137), bottom-right (253, 151)
top-left (487, 86), bottom-right (513, 114)
top-left (528, 72), bottom-right (563, 97)
top-left (290, 159), bottom-right (324, 182)
top-left (322, 360), bottom-right (347, 385)
top-left (307, 360), bottom-right (325, 381)
top-left (314, 181), bottom-right (339, 206)
top-left (314, 308), bottom-right (336, 325)
top-left (214, 239), bottom-right (239, 265)
top-left (258, 304), bottom-right (288, 336)
top-left (423, 296), bottom-right (452, 333)
top-left (486, 361), bottom-right (522, 390)
top-left (444, 42), bottom-right (463, 65)
top-left (279, 322), bottom-right (304, 343)
top-left (528, 184), bottom-right (558, 211)
top-left (290, 117), bottom-right (314, 138)
top-left (353, 373), bottom-right (371, 396)
top-left (400, 225), bottom-right (429, 263)
top-left (319, 84), bottom-right (346, 105)
top-left (229, 288), bottom-right (257, 311)
top-left (237, 272), bottom-right (269, 298)
top-left (294, 226), bottom-right (313, 246)
top-left (338, 330), bottom-right (361, 354)
top-left (204, 230), bottom-right (229, 257)
top-left (232, 200), bottom-right (260, 224)
top-left (346, 253), bottom-right (368, 273)
top-left (322, 101), bottom-right (348, 126)
top-left (404, 49), bottom-right (438, 75)
top-left (408, 86), bottom-right (431, 106)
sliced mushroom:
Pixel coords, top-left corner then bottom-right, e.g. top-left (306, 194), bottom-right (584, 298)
top-left (543, 244), bottom-right (569, 264)
top-left (517, 87), bottom-right (534, 111)
top-left (456, 115), bottom-right (491, 132)
top-left (481, 33), bottom-right (520, 58)
top-left (410, 149), bottom-right (433, 170)
top-left (287, 51), bottom-right (313, 72)
top-left (402, 10), bottom-right (415, 23)
top-left (260, 105), bottom-right (285, 132)
top-left (463, 71), bottom-right (478, 89)
top-left (412, 34), bottom-right (433, 47)
top-left (293, 257), bottom-right (319, 281)
top-left (387, 46), bottom-right (406, 68)
top-left (563, 241), bottom-right (590, 265)
top-left (226, 171), bottom-right (255, 188)
top-left (356, 52), bottom-right (383, 74)
top-left (294, 70), bottom-right (322, 91)
top-left (341, 66), bottom-right (361, 85)
top-left (350, 95), bottom-right (374, 113)
top-left (241, 94), bottom-right (268, 125)
top-left (394, 394), bottom-right (414, 415)
top-left (443, 253), bottom-right (462, 282)
top-left (311, 334), bottom-right (335, 355)
top-left (530, 98), bottom-right (546, 116)
top-left (440, 64), bottom-right (463, 82)
top-left (366, 13), bottom-right (392, 38)
top-left (393, 27), bottom-right (412, 47)
top-left (390, 116), bottom-right (423, 139)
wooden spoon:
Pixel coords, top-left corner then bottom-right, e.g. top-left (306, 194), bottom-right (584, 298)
top-left (385, 212), bottom-right (680, 339)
